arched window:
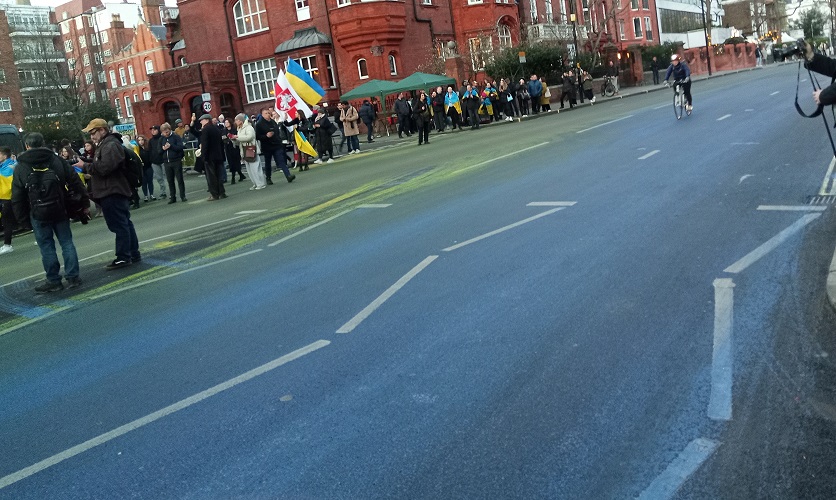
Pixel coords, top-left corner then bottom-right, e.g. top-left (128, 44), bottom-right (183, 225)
top-left (357, 58), bottom-right (368, 80)
top-left (233, 0), bottom-right (267, 37)
top-left (498, 24), bottom-right (512, 49)
top-left (180, 56), bottom-right (187, 66)
top-left (389, 54), bottom-right (397, 76)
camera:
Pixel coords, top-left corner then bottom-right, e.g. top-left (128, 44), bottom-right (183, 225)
top-left (782, 39), bottom-right (808, 60)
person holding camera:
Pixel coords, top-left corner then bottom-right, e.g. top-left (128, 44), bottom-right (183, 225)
top-left (663, 54), bottom-right (692, 112)
top-left (802, 41), bottom-right (836, 106)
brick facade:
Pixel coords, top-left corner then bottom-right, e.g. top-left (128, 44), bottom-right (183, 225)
top-left (0, 11), bottom-right (24, 128)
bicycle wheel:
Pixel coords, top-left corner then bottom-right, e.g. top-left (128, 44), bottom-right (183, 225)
top-left (673, 91), bottom-right (683, 120)
top-left (604, 82), bottom-right (615, 97)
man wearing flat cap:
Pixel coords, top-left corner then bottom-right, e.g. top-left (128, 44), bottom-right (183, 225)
top-left (75, 118), bottom-right (140, 270)
top-left (198, 113), bottom-right (226, 201)
top-left (174, 119), bottom-right (186, 137)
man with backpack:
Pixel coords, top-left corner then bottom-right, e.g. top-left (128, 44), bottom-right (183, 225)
top-left (75, 118), bottom-right (140, 270)
top-left (12, 132), bottom-right (89, 293)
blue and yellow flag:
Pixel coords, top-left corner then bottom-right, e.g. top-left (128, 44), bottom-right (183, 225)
top-left (294, 129), bottom-right (318, 158)
top-left (286, 58), bottom-right (326, 107)
top-left (74, 165), bottom-right (87, 186)
top-left (444, 92), bottom-right (461, 115)
top-left (0, 159), bottom-right (15, 200)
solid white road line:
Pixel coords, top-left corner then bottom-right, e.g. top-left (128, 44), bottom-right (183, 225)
top-left (442, 208), bottom-right (564, 252)
top-left (724, 214), bottom-right (821, 274)
top-left (336, 256), bottom-right (438, 333)
top-left (819, 157), bottom-right (836, 195)
top-left (87, 249), bottom-right (263, 301)
top-left (357, 204), bottom-right (392, 208)
top-left (576, 115), bottom-right (634, 134)
top-left (526, 201), bottom-right (577, 207)
top-left (459, 142), bottom-right (549, 173)
top-left (745, 109), bottom-right (754, 112)
top-left (235, 210), bottom-right (268, 214)
top-left (0, 306), bottom-right (71, 339)
top-left (708, 278), bottom-right (735, 421)
top-left (1, 215), bottom-right (250, 289)
top-left (0, 339), bottom-right (331, 490)
top-left (717, 114), bottom-right (732, 121)
top-left (268, 210), bottom-right (354, 247)
top-left (770, 91), bottom-right (780, 96)
top-left (638, 150), bottom-right (660, 160)
top-left (637, 438), bottom-right (720, 500)
top-left (757, 205), bottom-right (827, 212)
top-left (653, 104), bottom-right (669, 110)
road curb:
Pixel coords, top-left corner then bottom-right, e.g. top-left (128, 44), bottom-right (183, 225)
top-left (827, 245), bottom-right (836, 312)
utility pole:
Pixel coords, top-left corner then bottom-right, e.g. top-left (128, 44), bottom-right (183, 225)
top-left (700, 0), bottom-right (712, 75)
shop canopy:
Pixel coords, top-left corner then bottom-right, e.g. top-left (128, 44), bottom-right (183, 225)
top-left (392, 72), bottom-right (456, 93)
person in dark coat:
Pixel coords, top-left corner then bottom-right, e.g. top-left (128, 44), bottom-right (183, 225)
top-left (136, 135), bottom-right (155, 201)
top-left (223, 118), bottom-right (245, 184)
top-left (431, 87), bottom-right (446, 133)
top-left (461, 84), bottom-right (481, 130)
top-left (313, 108), bottom-right (336, 163)
top-left (358, 100), bottom-right (376, 143)
top-left (394, 93), bottom-right (412, 138)
top-left (198, 114), bottom-right (226, 201)
top-left (560, 71), bottom-right (577, 109)
top-left (413, 90), bottom-right (431, 145)
top-left (255, 107), bottom-right (294, 184)
top-left (650, 56), bottom-right (660, 85)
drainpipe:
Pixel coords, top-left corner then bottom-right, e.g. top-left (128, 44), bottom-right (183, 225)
top-left (323, 0), bottom-right (342, 98)
top-left (223, 0), bottom-right (244, 110)
top-left (413, 0), bottom-right (434, 41)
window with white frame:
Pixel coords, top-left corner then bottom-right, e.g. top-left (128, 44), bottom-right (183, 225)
top-left (296, 0), bottom-right (310, 21)
top-left (98, 71), bottom-right (106, 83)
top-left (124, 96), bottom-right (133, 117)
top-left (630, 0), bottom-right (638, 8)
top-left (0, 69), bottom-right (5, 84)
top-left (101, 31), bottom-right (108, 44)
top-left (86, 15), bottom-right (94, 27)
top-left (469, 37), bottom-right (488, 70)
top-left (357, 58), bottom-right (368, 79)
top-left (109, 70), bottom-right (117, 87)
top-left (103, 49), bottom-right (111, 57)
top-left (241, 58), bottom-right (277, 102)
top-left (89, 90), bottom-right (96, 102)
top-left (529, 0), bottom-right (538, 23)
top-left (645, 17), bottom-right (652, 40)
top-left (422, 0), bottom-right (431, 4)
top-left (544, 0), bottom-right (553, 23)
top-left (94, 53), bottom-right (102, 65)
top-left (143, 90), bottom-right (151, 100)
top-left (83, 53), bottom-right (90, 67)
top-left (119, 67), bottom-right (126, 85)
top-left (91, 33), bottom-right (99, 46)
top-left (78, 35), bottom-right (86, 49)
top-left (64, 39), bottom-right (73, 52)
top-left (85, 72), bottom-right (92, 84)
top-left (618, 19), bottom-right (626, 40)
top-left (114, 98), bottom-right (122, 118)
top-left (337, 0), bottom-right (350, 6)
top-left (180, 56), bottom-right (187, 66)
top-left (68, 58), bottom-right (75, 70)
top-left (615, 0), bottom-right (621, 8)
top-left (233, 0), bottom-right (267, 36)
top-left (145, 59), bottom-right (153, 74)
top-left (133, 93), bottom-right (138, 102)
top-left (467, 0), bottom-right (483, 4)
top-left (633, 17), bottom-right (642, 38)
top-left (498, 24), bottom-right (512, 48)
top-left (75, 17), bottom-right (83, 29)
top-left (101, 89), bottom-right (107, 99)
top-left (642, 0), bottom-right (648, 8)
top-left (389, 54), bottom-right (397, 76)
top-left (294, 55), bottom-right (318, 79)
top-left (0, 98), bottom-right (10, 112)
top-left (325, 54), bottom-right (336, 88)
top-left (128, 65), bottom-right (135, 84)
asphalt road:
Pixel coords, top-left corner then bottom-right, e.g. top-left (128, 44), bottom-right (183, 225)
top-left (2, 63), bottom-right (836, 498)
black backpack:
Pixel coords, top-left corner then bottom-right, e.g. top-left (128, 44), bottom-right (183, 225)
top-left (122, 145), bottom-right (143, 188)
top-left (26, 165), bottom-right (67, 222)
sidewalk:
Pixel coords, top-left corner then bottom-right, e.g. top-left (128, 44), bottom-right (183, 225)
top-left (351, 63), bottom-right (770, 154)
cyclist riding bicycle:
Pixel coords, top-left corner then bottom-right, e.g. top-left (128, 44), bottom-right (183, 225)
top-left (663, 54), bottom-right (692, 112)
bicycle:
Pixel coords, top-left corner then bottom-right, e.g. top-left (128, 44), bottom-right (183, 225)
top-left (668, 79), bottom-right (691, 120)
top-left (601, 76), bottom-right (616, 97)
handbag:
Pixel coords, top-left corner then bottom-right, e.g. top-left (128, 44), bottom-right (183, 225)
top-left (243, 144), bottom-right (257, 162)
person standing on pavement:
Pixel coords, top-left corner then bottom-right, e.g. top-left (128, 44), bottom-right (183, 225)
top-left (159, 123), bottom-right (187, 203)
top-left (462, 84), bottom-right (481, 130)
top-left (607, 60), bottom-right (620, 93)
top-left (413, 90), bottom-right (431, 145)
top-left (198, 114), bottom-right (226, 201)
top-left (136, 135), bottom-right (155, 202)
top-left (75, 119), bottom-right (140, 270)
top-left (517, 78), bottom-right (531, 117)
top-left (255, 107), bottom-right (295, 184)
top-left (313, 108), bottom-right (337, 163)
top-left (444, 86), bottom-right (463, 131)
top-left (560, 71), bottom-right (576, 109)
top-left (340, 101), bottom-right (361, 154)
top-left (527, 74), bottom-right (542, 114)
top-left (755, 46), bottom-right (763, 67)
top-left (650, 56), bottom-right (660, 85)
top-left (394, 93), bottom-right (412, 138)
top-left (0, 147), bottom-right (17, 255)
top-left (431, 87), bottom-right (446, 132)
top-left (12, 133), bottom-right (88, 292)
top-left (223, 118), bottom-right (245, 184)
top-left (580, 69), bottom-right (596, 103)
top-left (232, 113), bottom-right (267, 190)
top-left (359, 100), bottom-right (376, 143)
top-left (174, 119), bottom-right (186, 137)
top-left (147, 125), bottom-right (167, 199)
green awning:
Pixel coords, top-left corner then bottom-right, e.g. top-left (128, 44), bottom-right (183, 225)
top-left (391, 72), bottom-right (456, 93)
top-left (340, 79), bottom-right (399, 103)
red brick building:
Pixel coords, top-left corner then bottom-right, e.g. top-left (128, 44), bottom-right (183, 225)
top-left (0, 10), bottom-right (25, 128)
top-left (134, 0), bottom-right (528, 130)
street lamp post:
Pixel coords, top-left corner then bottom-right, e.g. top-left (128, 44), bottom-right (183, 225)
top-left (570, 12), bottom-right (581, 103)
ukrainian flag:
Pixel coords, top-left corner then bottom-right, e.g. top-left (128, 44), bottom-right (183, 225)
top-left (444, 92), bottom-right (461, 115)
top-left (74, 165), bottom-right (87, 186)
top-left (0, 160), bottom-right (14, 200)
top-left (286, 58), bottom-right (326, 107)
top-left (294, 129), bottom-right (318, 158)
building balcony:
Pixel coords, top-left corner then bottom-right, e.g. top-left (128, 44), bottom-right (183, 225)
top-left (527, 23), bottom-right (588, 41)
top-left (13, 49), bottom-right (65, 63)
top-left (329, 0), bottom-right (407, 50)
top-left (8, 25), bottom-right (60, 37)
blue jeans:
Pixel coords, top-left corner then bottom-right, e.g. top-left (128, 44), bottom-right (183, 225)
top-left (263, 149), bottom-right (290, 179)
top-left (31, 218), bottom-right (79, 283)
top-left (347, 135), bottom-right (359, 152)
top-left (99, 194), bottom-right (140, 261)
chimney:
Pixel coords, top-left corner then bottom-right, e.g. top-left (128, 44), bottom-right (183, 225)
top-left (140, 0), bottom-right (163, 25)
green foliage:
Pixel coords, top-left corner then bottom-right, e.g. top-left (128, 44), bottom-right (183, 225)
top-left (485, 42), bottom-right (567, 83)
top-left (23, 101), bottom-right (118, 143)
top-left (792, 7), bottom-right (827, 40)
top-left (723, 37), bottom-right (747, 45)
top-left (640, 41), bottom-right (680, 70)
